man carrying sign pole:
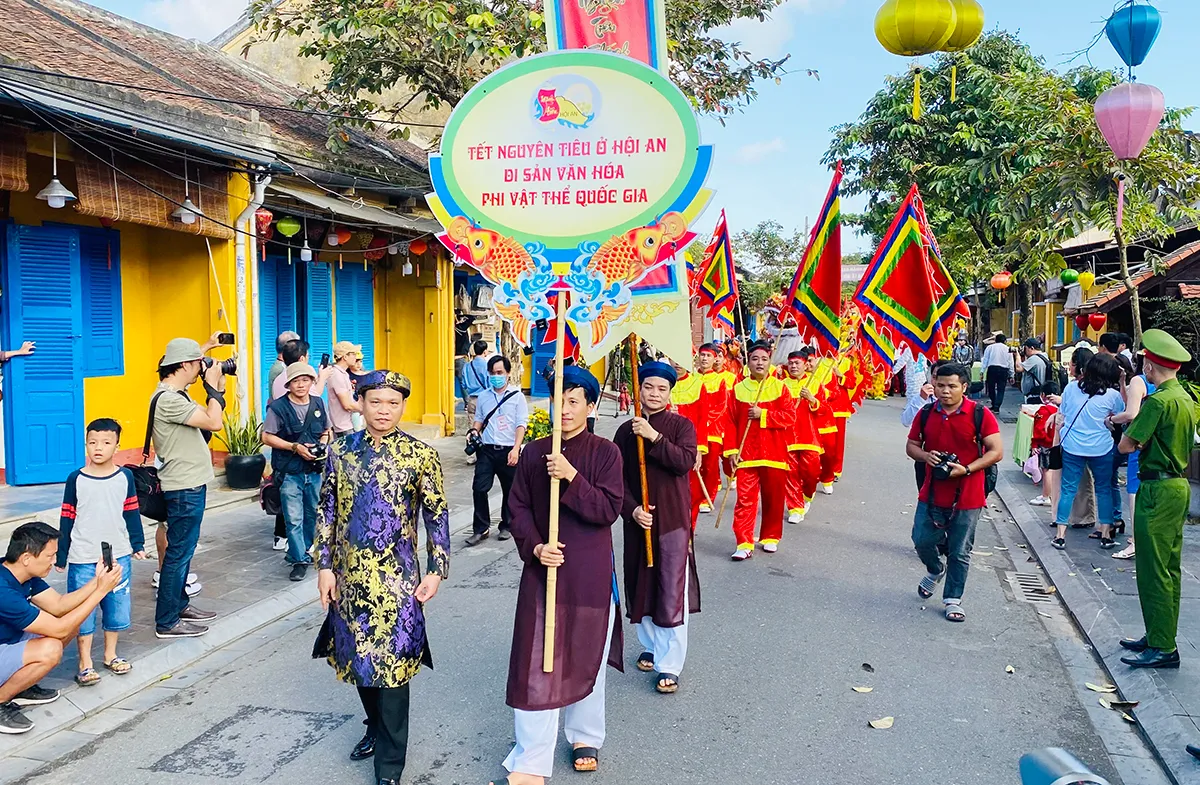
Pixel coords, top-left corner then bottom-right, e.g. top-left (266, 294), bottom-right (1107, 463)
top-left (615, 360), bottom-right (701, 695)
top-left (501, 354), bottom-right (625, 783)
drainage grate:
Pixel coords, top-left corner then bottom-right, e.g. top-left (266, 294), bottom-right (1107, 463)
top-left (1007, 571), bottom-right (1056, 604)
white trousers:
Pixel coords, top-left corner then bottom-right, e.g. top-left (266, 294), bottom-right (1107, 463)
top-left (634, 575), bottom-right (690, 676)
top-left (505, 602), bottom-right (616, 778)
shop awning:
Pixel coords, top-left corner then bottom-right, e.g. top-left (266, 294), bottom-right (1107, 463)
top-left (267, 182), bottom-right (440, 235)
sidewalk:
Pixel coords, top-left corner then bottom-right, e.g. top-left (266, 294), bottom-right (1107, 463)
top-left (0, 434), bottom-right (484, 764)
top-left (996, 451), bottom-right (1200, 784)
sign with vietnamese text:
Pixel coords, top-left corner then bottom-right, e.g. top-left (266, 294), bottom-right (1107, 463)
top-left (545, 0), bottom-right (668, 73)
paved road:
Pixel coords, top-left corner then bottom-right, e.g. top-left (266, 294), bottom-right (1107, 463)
top-left (16, 400), bottom-right (1161, 785)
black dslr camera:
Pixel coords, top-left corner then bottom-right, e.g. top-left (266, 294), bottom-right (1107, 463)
top-left (307, 443), bottom-right (328, 462)
top-left (931, 452), bottom-right (959, 481)
top-left (201, 356), bottom-right (238, 376)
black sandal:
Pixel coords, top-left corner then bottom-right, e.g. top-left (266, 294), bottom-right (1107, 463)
top-left (487, 777), bottom-right (514, 785)
top-left (1052, 538), bottom-right (1066, 550)
top-left (636, 652), bottom-right (654, 672)
top-left (1088, 530), bottom-right (1102, 539)
top-left (572, 746), bottom-right (599, 772)
top-left (656, 673), bottom-right (679, 694)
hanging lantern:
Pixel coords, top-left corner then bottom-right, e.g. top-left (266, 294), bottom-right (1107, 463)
top-left (365, 236), bottom-right (389, 262)
top-left (939, 0), bottom-right (985, 103)
top-left (989, 271), bottom-right (1012, 290)
top-left (354, 230), bottom-right (375, 249)
top-left (409, 237), bottom-right (429, 256)
top-left (1061, 269), bottom-right (1080, 285)
top-left (1088, 312), bottom-right (1108, 331)
top-left (874, 0), bottom-right (959, 120)
top-left (275, 216), bottom-right (302, 237)
top-left (1105, 2), bottom-right (1161, 70)
top-left (1078, 271), bottom-right (1096, 290)
top-left (336, 227), bottom-right (353, 246)
top-left (254, 208), bottom-right (274, 240)
top-left (1074, 314), bottom-right (1090, 332)
top-left (307, 220), bottom-right (327, 243)
top-left (1095, 82), bottom-right (1165, 229)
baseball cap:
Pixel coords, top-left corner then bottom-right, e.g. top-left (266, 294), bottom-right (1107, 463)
top-left (160, 338), bottom-right (204, 367)
top-left (1023, 337), bottom-right (1042, 349)
top-left (334, 341), bottom-right (362, 360)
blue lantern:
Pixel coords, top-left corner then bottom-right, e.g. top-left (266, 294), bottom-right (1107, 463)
top-left (1105, 2), bottom-right (1161, 68)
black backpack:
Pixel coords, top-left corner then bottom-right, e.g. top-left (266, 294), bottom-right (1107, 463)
top-left (913, 402), bottom-right (998, 499)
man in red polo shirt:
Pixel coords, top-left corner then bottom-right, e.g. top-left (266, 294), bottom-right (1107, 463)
top-left (905, 362), bottom-right (1003, 623)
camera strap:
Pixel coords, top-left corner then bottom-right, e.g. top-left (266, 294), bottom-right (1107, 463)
top-left (143, 391), bottom-right (167, 464)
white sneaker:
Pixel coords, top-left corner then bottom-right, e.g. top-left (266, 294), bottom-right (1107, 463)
top-left (152, 572), bottom-right (202, 597)
top-left (465, 455), bottom-right (477, 465)
top-left (1029, 496), bottom-right (1051, 507)
top-left (820, 483), bottom-right (834, 495)
top-left (760, 542), bottom-right (778, 554)
top-left (699, 503), bottom-right (713, 513)
top-left (730, 548), bottom-right (752, 561)
top-left (787, 510), bottom-right (802, 525)
top-left (272, 537), bottom-right (287, 551)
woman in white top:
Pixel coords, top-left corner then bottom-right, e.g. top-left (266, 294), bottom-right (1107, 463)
top-left (980, 333), bottom-right (1014, 412)
top-left (1052, 353), bottom-right (1125, 551)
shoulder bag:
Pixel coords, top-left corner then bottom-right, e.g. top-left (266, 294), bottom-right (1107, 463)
top-left (914, 403), bottom-right (998, 497)
top-left (465, 390), bottom-right (521, 455)
top-left (128, 392), bottom-right (169, 522)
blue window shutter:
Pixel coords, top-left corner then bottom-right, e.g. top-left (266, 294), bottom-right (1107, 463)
top-left (335, 265), bottom-right (375, 368)
top-left (258, 252), bottom-right (279, 408)
top-left (275, 256), bottom-right (297, 333)
top-left (77, 227), bottom-right (123, 377)
top-left (306, 262), bottom-right (333, 367)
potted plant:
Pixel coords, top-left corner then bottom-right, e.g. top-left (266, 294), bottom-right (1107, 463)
top-left (216, 412), bottom-right (266, 490)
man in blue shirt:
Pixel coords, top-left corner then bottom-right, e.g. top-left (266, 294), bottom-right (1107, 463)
top-left (461, 341), bottom-right (492, 465)
top-left (0, 522), bottom-right (123, 733)
top-left (465, 355), bottom-right (528, 546)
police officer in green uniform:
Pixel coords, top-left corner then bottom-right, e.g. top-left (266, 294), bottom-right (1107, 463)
top-left (1116, 329), bottom-right (1196, 669)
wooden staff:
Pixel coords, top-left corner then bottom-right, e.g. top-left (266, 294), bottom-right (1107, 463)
top-left (714, 373), bottom-right (771, 530)
top-left (628, 335), bottom-right (655, 568)
top-left (543, 293), bottom-right (567, 674)
top-left (694, 466), bottom-right (714, 507)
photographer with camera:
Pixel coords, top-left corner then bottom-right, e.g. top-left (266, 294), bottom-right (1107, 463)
top-left (151, 337), bottom-right (226, 639)
top-left (906, 363), bottom-right (1003, 623)
top-left (263, 363), bottom-right (332, 582)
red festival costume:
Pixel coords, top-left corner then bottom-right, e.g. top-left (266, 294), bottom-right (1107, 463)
top-left (671, 371), bottom-right (716, 529)
top-left (826, 362), bottom-right (854, 481)
top-left (781, 375), bottom-right (822, 518)
top-left (724, 376), bottom-right (796, 552)
top-left (808, 367), bottom-right (839, 486)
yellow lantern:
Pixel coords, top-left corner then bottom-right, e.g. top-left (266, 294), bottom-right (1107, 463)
top-left (1078, 271), bottom-right (1096, 291)
top-left (875, 0), bottom-right (959, 119)
top-left (940, 0), bottom-right (985, 103)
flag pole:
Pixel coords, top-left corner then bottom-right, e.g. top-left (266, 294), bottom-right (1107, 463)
top-left (543, 292), bottom-right (567, 674)
top-left (628, 335), bottom-right (655, 568)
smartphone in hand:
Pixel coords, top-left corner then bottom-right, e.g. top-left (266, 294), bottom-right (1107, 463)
top-left (217, 332), bottom-right (236, 345)
top-left (101, 541), bottom-right (113, 571)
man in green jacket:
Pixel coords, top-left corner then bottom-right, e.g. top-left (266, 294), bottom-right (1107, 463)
top-left (1117, 329), bottom-right (1196, 669)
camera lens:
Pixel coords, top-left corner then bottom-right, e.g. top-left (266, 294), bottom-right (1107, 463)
top-left (221, 358), bottom-right (238, 376)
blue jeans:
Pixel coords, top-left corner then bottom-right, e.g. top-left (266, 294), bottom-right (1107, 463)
top-left (1055, 449), bottom-right (1117, 526)
top-left (68, 555), bottom-right (133, 635)
top-left (280, 472), bottom-right (320, 564)
top-left (911, 503), bottom-right (982, 601)
top-left (155, 486), bottom-right (206, 630)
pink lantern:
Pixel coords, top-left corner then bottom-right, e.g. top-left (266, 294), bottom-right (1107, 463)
top-left (1094, 82), bottom-right (1165, 160)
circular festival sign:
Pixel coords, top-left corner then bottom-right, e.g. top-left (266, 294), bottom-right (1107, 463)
top-left (429, 49), bottom-right (706, 255)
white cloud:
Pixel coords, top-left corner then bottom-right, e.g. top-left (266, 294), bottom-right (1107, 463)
top-left (717, 0), bottom-right (845, 59)
top-left (735, 137), bottom-right (786, 164)
top-left (142, 0), bottom-right (247, 42)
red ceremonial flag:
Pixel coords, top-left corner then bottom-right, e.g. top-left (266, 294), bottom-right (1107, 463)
top-left (784, 163), bottom-right (843, 354)
top-left (695, 210), bottom-right (738, 313)
top-left (853, 184), bottom-right (970, 362)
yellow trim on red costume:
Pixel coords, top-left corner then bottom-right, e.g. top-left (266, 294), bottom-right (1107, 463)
top-left (818, 426), bottom-right (838, 434)
top-left (733, 375), bottom-right (785, 404)
top-left (834, 412), bottom-right (851, 418)
top-left (736, 459), bottom-right (789, 471)
top-left (759, 538), bottom-right (780, 546)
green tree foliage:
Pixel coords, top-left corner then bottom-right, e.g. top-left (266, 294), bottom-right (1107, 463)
top-left (248, 0), bottom-right (794, 146)
top-left (732, 220), bottom-right (806, 311)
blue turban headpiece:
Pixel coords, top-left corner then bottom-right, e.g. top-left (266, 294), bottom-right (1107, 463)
top-left (639, 361), bottom-right (677, 388)
top-left (354, 370), bottom-right (411, 400)
top-left (560, 365), bottom-right (600, 404)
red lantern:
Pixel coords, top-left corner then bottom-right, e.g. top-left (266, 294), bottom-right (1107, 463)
top-left (1088, 313), bottom-right (1108, 331)
top-left (990, 271), bottom-right (1013, 290)
top-left (364, 236), bottom-right (388, 262)
top-left (335, 227), bottom-right (353, 246)
top-left (255, 208), bottom-right (274, 241)
top-left (1074, 315), bottom-right (1090, 331)
top-left (409, 238), bottom-right (428, 256)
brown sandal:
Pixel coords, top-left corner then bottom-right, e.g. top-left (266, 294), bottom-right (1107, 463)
top-left (572, 746), bottom-right (599, 772)
top-left (636, 652), bottom-right (654, 672)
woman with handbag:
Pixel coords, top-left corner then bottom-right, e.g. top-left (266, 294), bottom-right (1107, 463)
top-left (1107, 360), bottom-right (1156, 559)
top-left (1052, 352), bottom-right (1125, 551)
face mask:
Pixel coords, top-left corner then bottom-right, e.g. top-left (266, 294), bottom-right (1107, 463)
top-left (489, 374), bottom-right (507, 390)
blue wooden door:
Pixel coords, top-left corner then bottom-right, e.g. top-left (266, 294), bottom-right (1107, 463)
top-left (531, 326), bottom-right (554, 397)
top-left (3, 225), bottom-right (84, 484)
top-left (334, 265), bottom-right (375, 368)
top-left (305, 262), bottom-right (333, 367)
top-left (258, 253), bottom-right (299, 407)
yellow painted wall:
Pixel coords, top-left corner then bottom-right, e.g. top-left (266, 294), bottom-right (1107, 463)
top-left (10, 152), bottom-right (247, 463)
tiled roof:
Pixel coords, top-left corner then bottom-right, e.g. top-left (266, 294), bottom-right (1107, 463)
top-left (0, 0), bottom-right (428, 188)
top-left (1071, 239), bottom-right (1200, 313)
top-left (1178, 284), bottom-right (1200, 299)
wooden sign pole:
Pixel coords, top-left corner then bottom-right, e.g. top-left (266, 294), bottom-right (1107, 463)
top-left (542, 293), bottom-right (568, 674)
top-left (628, 335), bottom-right (655, 568)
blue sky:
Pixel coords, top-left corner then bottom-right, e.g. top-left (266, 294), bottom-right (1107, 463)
top-left (91, 0), bottom-right (1199, 252)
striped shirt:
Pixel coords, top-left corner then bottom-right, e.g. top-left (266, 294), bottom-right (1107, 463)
top-left (56, 468), bottom-right (144, 566)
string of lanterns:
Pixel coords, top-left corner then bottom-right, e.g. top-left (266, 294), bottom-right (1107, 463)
top-left (248, 207), bottom-right (435, 276)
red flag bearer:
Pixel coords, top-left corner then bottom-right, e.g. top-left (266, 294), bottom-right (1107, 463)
top-left (724, 342), bottom-right (796, 561)
top-left (826, 357), bottom-right (854, 483)
top-left (669, 360), bottom-right (713, 530)
top-left (781, 351), bottom-right (822, 524)
top-left (696, 344), bottom-right (727, 510)
top-left (803, 349), bottom-right (840, 495)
